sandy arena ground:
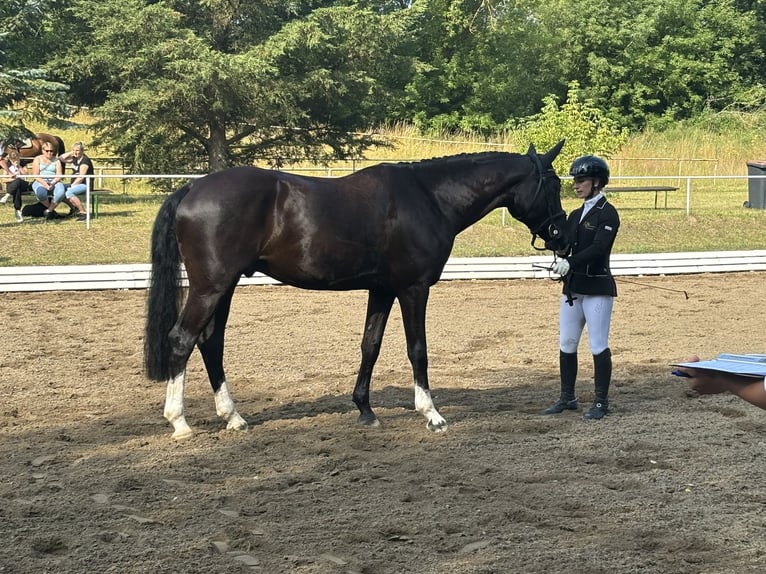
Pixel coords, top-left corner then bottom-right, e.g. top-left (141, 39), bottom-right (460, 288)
top-left (1, 272), bottom-right (765, 574)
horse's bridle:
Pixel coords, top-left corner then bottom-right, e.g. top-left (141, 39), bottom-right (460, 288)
top-left (528, 153), bottom-right (567, 252)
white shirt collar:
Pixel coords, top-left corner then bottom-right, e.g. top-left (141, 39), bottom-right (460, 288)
top-left (580, 192), bottom-right (604, 221)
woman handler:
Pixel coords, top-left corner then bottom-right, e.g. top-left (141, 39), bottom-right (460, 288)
top-left (543, 155), bottom-right (620, 420)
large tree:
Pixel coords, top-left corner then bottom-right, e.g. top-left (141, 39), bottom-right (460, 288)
top-left (50, 0), bottom-right (416, 173)
top-left (0, 0), bottom-right (70, 141)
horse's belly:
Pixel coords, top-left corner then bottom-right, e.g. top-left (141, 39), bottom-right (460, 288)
top-left (254, 259), bottom-right (381, 291)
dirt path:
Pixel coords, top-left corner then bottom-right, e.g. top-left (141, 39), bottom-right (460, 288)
top-left (1, 273), bottom-right (765, 573)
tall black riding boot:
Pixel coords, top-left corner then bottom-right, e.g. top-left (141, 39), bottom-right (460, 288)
top-left (543, 351), bottom-right (579, 414)
top-left (584, 348), bottom-right (611, 420)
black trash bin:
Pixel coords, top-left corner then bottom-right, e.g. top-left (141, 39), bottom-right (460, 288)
top-left (745, 161), bottom-right (766, 209)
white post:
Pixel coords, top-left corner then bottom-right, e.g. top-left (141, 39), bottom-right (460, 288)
top-left (685, 176), bottom-right (691, 216)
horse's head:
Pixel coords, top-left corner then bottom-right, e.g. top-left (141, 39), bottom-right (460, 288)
top-left (506, 140), bottom-right (569, 254)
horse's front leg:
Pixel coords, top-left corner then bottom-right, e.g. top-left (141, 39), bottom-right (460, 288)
top-left (352, 290), bottom-right (395, 427)
top-left (399, 285), bottom-right (447, 432)
top-left (213, 381), bottom-right (248, 431)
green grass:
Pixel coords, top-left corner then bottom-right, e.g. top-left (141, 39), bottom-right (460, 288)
top-left (451, 190), bottom-right (766, 257)
top-left (1, 193), bottom-right (165, 266)
top-left (4, 119), bottom-right (766, 266)
top-left (2, 181), bottom-right (764, 267)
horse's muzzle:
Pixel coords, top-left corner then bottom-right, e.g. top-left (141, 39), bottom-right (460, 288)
top-left (543, 223), bottom-right (569, 254)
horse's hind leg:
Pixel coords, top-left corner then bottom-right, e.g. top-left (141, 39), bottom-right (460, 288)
top-left (162, 283), bottom-right (237, 439)
top-left (164, 369), bottom-right (193, 440)
top-left (198, 285), bottom-right (247, 432)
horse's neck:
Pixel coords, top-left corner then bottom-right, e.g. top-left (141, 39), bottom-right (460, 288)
top-left (427, 169), bottom-right (524, 232)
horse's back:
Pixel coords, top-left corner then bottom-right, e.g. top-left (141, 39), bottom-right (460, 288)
top-left (173, 165), bottom-right (451, 291)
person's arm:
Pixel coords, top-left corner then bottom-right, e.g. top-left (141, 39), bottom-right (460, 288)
top-left (677, 355), bottom-right (766, 410)
top-left (72, 163), bottom-right (88, 186)
top-left (53, 159), bottom-right (63, 183)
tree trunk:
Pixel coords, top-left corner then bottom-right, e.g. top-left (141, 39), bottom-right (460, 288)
top-left (207, 123), bottom-right (231, 173)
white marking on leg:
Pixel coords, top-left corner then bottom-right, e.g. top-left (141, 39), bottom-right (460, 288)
top-left (214, 380), bottom-right (248, 431)
top-left (164, 371), bottom-right (193, 440)
top-left (414, 385), bottom-right (447, 432)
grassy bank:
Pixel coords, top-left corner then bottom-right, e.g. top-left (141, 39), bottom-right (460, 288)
top-left (2, 119), bottom-right (765, 266)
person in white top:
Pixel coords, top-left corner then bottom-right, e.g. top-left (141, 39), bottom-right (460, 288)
top-left (1, 149), bottom-right (32, 222)
top-left (31, 144), bottom-right (65, 220)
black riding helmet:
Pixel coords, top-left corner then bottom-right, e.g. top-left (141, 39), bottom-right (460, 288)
top-left (569, 155), bottom-right (610, 189)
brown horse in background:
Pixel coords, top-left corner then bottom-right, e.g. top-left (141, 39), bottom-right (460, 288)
top-left (1, 133), bottom-right (66, 165)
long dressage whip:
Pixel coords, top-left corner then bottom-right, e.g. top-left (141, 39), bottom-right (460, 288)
top-left (531, 264), bottom-right (690, 300)
top-left (612, 276), bottom-right (689, 299)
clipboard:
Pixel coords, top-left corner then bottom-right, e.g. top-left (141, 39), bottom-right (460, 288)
top-left (672, 354), bottom-right (766, 378)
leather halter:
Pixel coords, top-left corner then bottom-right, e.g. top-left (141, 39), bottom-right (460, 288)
top-left (528, 153), bottom-right (567, 251)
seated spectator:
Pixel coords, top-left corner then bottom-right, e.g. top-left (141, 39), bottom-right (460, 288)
top-left (31, 143), bottom-right (66, 220)
top-left (58, 141), bottom-right (93, 221)
top-left (0, 148), bottom-right (10, 203)
top-left (1, 149), bottom-right (32, 222)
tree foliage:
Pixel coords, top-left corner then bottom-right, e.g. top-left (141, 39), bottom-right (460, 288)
top-left (5, 0), bottom-right (766, 172)
top-left (544, 0), bottom-right (765, 130)
top-left (0, 0), bottom-right (70, 141)
top-left (517, 81), bottom-right (628, 176)
top-left (49, 0), bottom-right (415, 173)
top-left (403, 0), bottom-right (563, 134)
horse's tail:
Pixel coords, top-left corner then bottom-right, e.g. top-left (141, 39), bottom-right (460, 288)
top-left (144, 183), bottom-right (193, 381)
top-left (54, 136), bottom-right (65, 155)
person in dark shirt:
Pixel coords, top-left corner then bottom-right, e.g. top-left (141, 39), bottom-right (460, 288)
top-left (544, 155), bottom-right (620, 420)
top-left (58, 141), bottom-right (94, 221)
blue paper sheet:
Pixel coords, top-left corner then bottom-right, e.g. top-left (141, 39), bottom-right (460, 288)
top-left (673, 354), bottom-right (766, 378)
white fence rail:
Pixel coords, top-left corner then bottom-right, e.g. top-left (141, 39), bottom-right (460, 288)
top-left (1, 251), bottom-right (764, 293)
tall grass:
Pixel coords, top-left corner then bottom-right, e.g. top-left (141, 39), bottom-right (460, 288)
top-left (3, 118), bottom-right (765, 266)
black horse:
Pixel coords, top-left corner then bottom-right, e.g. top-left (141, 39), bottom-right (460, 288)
top-left (144, 141), bottom-right (568, 439)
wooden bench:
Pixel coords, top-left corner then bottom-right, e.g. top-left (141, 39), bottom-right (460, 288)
top-left (604, 185), bottom-right (679, 208)
top-left (11, 183), bottom-right (113, 218)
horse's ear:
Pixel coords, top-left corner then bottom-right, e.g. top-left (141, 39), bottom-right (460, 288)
top-left (540, 140), bottom-right (565, 167)
top-left (526, 143), bottom-right (537, 156)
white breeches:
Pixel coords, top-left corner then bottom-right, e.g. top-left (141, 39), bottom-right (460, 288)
top-left (559, 293), bottom-right (614, 355)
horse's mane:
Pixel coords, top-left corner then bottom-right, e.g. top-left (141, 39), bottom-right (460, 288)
top-left (373, 151), bottom-right (524, 173)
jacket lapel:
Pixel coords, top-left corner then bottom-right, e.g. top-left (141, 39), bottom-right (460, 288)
top-left (580, 195), bottom-right (607, 224)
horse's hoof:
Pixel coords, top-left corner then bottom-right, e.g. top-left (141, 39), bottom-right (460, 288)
top-left (357, 414), bottom-right (381, 428)
top-left (226, 413), bottom-right (248, 431)
top-left (426, 419), bottom-right (448, 433)
top-left (168, 416), bottom-right (194, 440)
top-left (171, 427), bottom-right (194, 440)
